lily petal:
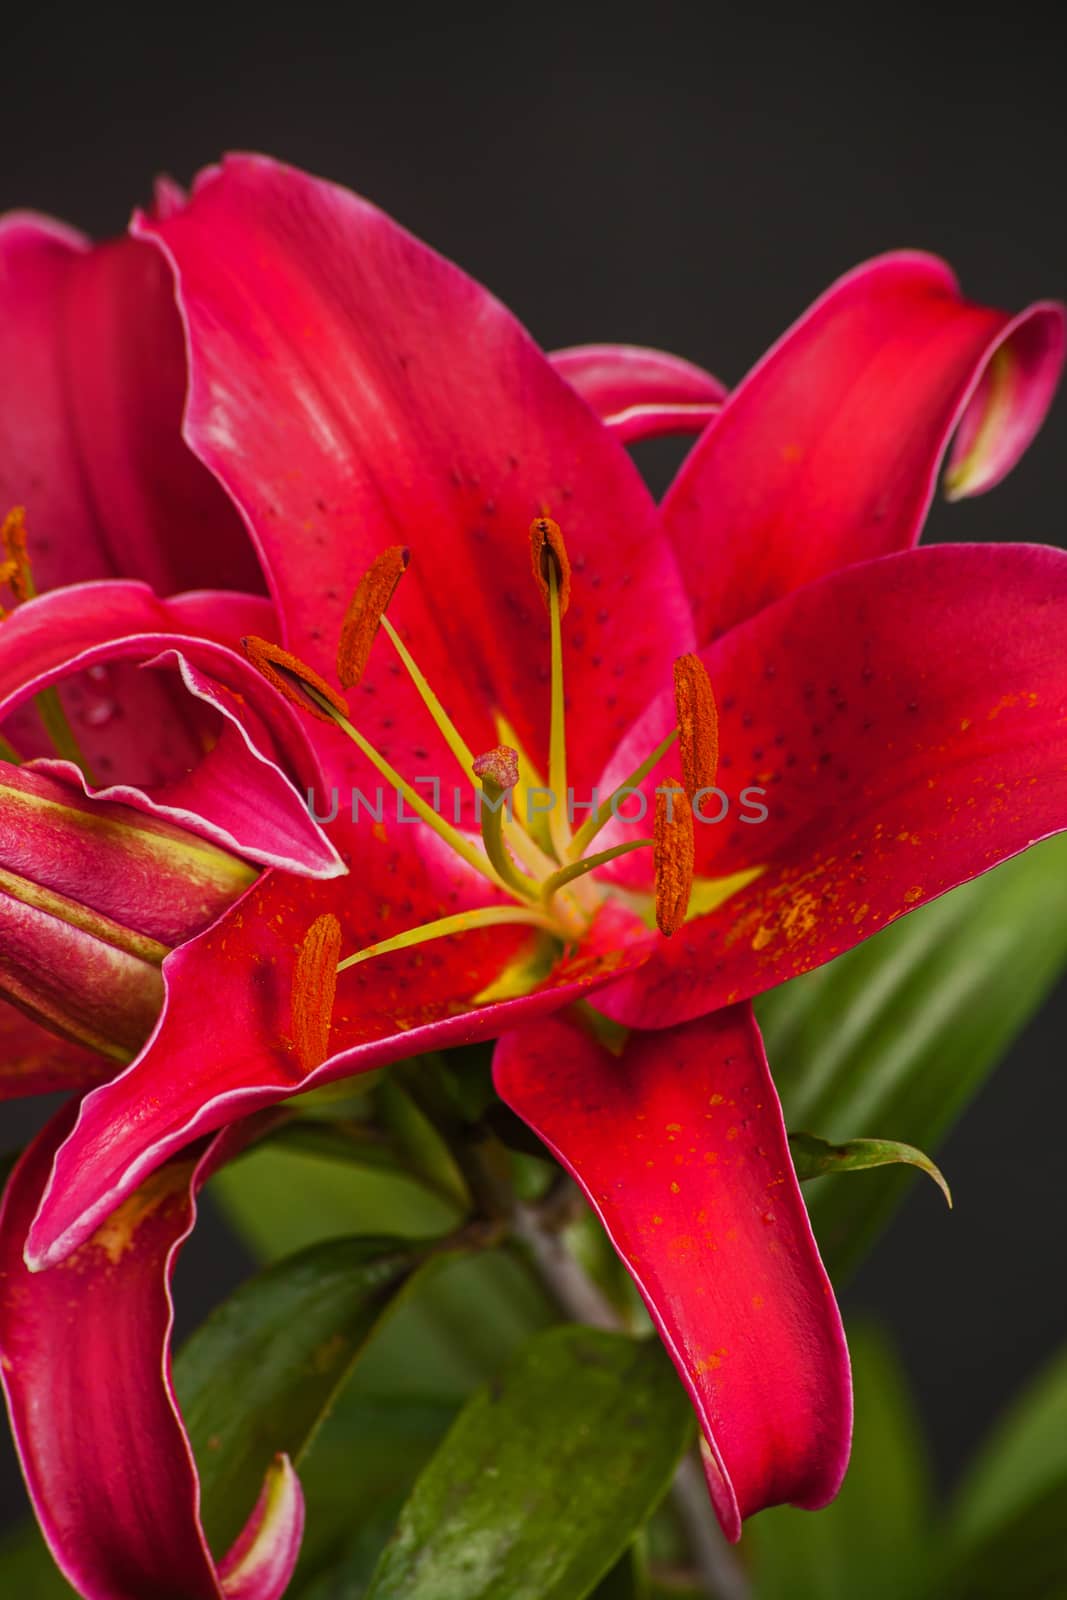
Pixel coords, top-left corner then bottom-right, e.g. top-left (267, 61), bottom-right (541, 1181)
top-left (0, 1107), bottom-right (302, 1600)
top-left (597, 542), bottom-right (1067, 1027)
top-left (0, 212), bottom-right (263, 595)
top-left (549, 343), bottom-right (725, 441)
top-left (664, 251), bottom-right (1064, 641)
top-left (493, 1005), bottom-right (851, 1539)
top-left (0, 1000), bottom-right (112, 1099)
top-left (136, 154), bottom-right (693, 791)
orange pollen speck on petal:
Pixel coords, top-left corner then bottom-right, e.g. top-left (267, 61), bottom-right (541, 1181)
top-left (673, 653), bottom-right (719, 800)
top-left (292, 912), bottom-right (342, 1072)
top-left (337, 544), bottom-right (410, 688)
top-left (529, 517), bottom-right (572, 616)
top-left (654, 779), bottom-right (694, 937)
top-left (241, 636), bottom-right (349, 724)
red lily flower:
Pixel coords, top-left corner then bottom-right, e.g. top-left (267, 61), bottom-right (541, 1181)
top-left (1, 153), bottom-right (1064, 1588)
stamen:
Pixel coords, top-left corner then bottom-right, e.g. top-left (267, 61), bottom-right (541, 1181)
top-left (529, 518), bottom-right (572, 858)
top-left (292, 912), bottom-right (342, 1072)
top-left (298, 681), bottom-right (511, 894)
top-left (541, 836), bottom-right (654, 904)
top-left (337, 545), bottom-right (410, 688)
top-left (567, 725), bottom-right (679, 861)
top-left (0, 509), bottom-right (94, 779)
top-left (654, 779), bottom-right (694, 937)
top-left (472, 745), bottom-right (536, 901)
top-left (336, 904), bottom-right (557, 975)
top-left (241, 636), bottom-right (350, 723)
top-left (379, 614), bottom-right (476, 777)
top-left (0, 507), bottom-right (34, 606)
top-left (674, 653), bottom-right (719, 801)
top-left (370, 600), bottom-right (558, 891)
top-left (529, 516), bottom-right (572, 616)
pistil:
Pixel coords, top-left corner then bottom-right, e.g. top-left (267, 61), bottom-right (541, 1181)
top-left (472, 746), bottom-right (539, 902)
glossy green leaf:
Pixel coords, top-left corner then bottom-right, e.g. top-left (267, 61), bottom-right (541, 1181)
top-left (743, 1323), bottom-right (932, 1600)
top-left (938, 1345), bottom-right (1067, 1598)
top-left (365, 1326), bottom-right (694, 1600)
top-left (756, 834), bottom-right (1067, 1277)
top-left (788, 1131), bottom-right (951, 1207)
top-left (174, 1232), bottom-right (437, 1554)
top-left (211, 1140), bottom-right (458, 1262)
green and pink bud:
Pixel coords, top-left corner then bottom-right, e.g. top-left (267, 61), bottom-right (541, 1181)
top-left (0, 762), bottom-right (257, 1059)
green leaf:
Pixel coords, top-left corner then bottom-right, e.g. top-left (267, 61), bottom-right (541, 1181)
top-left (756, 834), bottom-right (1067, 1277)
top-left (365, 1326), bottom-right (694, 1600)
top-left (938, 1344), bottom-right (1067, 1598)
top-left (210, 1140), bottom-right (457, 1261)
top-left (743, 1323), bottom-right (932, 1600)
top-left (210, 1136), bottom-right (557, 1391)
top-left (174, 1232), bottom-right (436, 1554)
top-left (287, 1243), bottom-right (557, 1588)
top-left (788, 1131), bottom-right (952, 1207)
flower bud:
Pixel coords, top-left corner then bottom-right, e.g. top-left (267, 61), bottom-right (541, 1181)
top-left (0, 763), bottom-right (257, 1060)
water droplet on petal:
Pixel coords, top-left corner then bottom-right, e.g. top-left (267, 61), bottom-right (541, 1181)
top-left (82, 699), bottom-right (119, 728)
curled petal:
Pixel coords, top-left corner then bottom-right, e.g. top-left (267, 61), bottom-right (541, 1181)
top-left (549, 342), bottom-right (725, 442)
top-left (0, 582), bottom-right (342, 879)
top-left (0, 578), bottom-right (274, 775)
top-left (944, 301), bottom-right (1066, 497)
top-left (664, 251), bottom-right (1065, 641)
top-left (494, 1006), bottom-right (851, 1538)
top-left (218, 1455), bottom-right (305, 1600)
top-left (0, 1108), bottom-right (302, 1600)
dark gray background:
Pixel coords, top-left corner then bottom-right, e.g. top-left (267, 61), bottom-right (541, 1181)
top-left (2, 0), bottom-right (1064, 1524)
